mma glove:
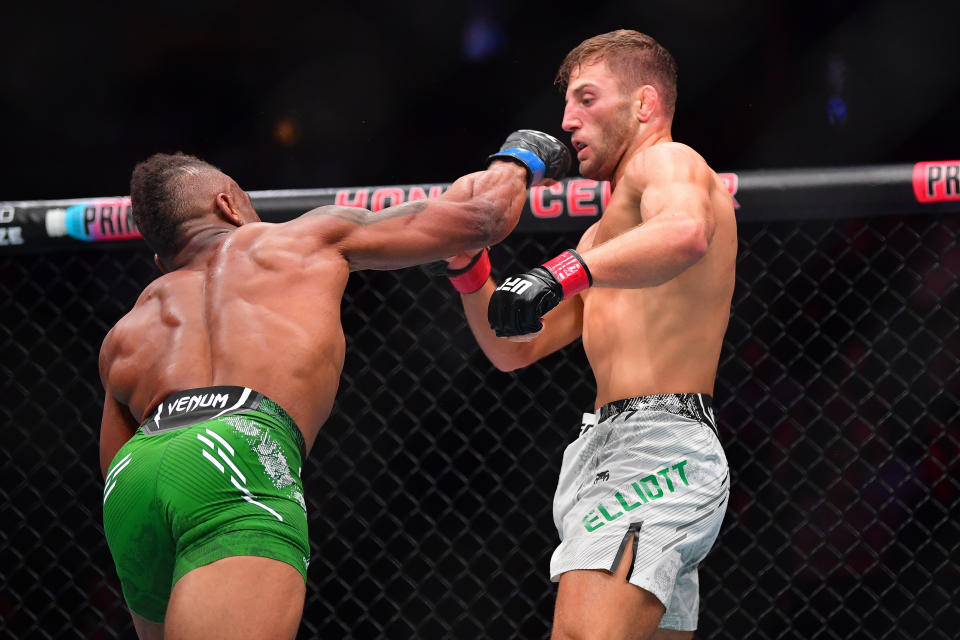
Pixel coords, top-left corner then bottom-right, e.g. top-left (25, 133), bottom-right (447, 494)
top-left (488, 249), bottom-right (592, 337)
top-left (487, 129), bottom-right (572, 187)
top-left (428, 130), bottom-right (571, 290)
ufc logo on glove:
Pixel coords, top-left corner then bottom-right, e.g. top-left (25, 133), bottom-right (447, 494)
top-left (496, 277), bottom-right (534, 295)
top-left (488, 249), bottom-right (593, 337)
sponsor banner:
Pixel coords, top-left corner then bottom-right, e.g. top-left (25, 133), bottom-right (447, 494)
top-left (44, 197), bottom-right (141, 242)
top-left (0, 203), bottom-right (25, 247)
top-left (332, 185), bottom-right (446, 209)
top-left (912, 161), bottom-right (960, 203)
top-left (2, 164), bottom-right (959, 253)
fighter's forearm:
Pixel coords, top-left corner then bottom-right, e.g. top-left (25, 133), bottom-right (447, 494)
top-left (581, 216), bottom-right (708, 288)
top-left (439, 162), bottom-right (529, 249)
top-left (458, 279), bottom-right (537, 372)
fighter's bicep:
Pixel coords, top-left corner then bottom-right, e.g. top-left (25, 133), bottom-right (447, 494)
top-left (640, 180), bottom-right (711, 221)
top-left (333, 200), bottom-right (469, 269)
top-left (640, 181), bottom-right (716, 244)
top-left (633, 151), bottom-right (717, 232)
top-left (284, 204), bottom-right (433, 264)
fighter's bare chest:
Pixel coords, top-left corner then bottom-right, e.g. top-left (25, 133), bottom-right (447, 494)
top-left (583, 212), bottom-right (645, 249)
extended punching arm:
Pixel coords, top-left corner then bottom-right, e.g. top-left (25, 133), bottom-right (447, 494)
top-left (441, 129), bottom-right (572, 293)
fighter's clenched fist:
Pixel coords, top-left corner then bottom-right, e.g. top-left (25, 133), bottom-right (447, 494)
top-left (487, 249), bottom-right (592, 337)
top-left (487, 129), bottom-right (572, 187)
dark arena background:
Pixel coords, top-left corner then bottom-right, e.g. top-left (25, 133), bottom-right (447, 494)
top-left (2, 2), bottom-right (959, 639)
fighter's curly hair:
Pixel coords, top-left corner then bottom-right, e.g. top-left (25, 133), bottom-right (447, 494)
top-left (555, 29), bottom-right (679, 119)
top-left (130, 152), bottom-right (221, 259)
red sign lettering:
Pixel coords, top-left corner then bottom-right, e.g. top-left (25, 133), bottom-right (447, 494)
top-left (407, 186), bottom-right (445, 201)
top-left (913, 161), bottom-right (960, 203)
top-left (371, 188), bottom-right (405, 211)
top-left (335, 189), bottom-right (369, 208)
top-left (567, 179), bottom-right (601, 217)
top-left (530, 182), bottom-right (565, 218)
top-left (719, 173), bottom-right (740, 209)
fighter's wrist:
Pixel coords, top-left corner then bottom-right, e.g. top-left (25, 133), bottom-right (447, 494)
top-left (487, 159), bottom-right (531, 183)
top-left (445, 252), bottom-right (477, 270)
top-left (541, 249), bottom-right (592, 298)
top-left (487, 152), bottom-right (544, 187)
top-left (448, 248), bottom-right (491, 294)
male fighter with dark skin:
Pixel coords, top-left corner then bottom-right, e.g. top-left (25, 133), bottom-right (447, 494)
top-left (444, 31), bottom-right (737, 639)
top-left (98, 131), bottom-right (568, 640)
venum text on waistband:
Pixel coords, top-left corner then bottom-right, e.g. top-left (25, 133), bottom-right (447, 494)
top-left (164, 391), bottom-right (232, 416)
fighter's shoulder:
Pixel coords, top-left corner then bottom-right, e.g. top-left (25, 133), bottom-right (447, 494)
top-left (624, 142), bottom-right (713, 185)
top-left (113, 278), bottom-right (162, 323)
top-left (125, 275), bottom-right (169, 311)
top-left (230, 210), bottom-right (348, 253)
top-left (270, 205), bottom-right (378, 244)
top-left (98, 299), bottom-right (146, 374)
top-left (235, 208), bottom-right (369, 269)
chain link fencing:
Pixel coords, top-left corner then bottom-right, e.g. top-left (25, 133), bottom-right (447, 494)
top-left (1, 213), bottom-right (958, 639)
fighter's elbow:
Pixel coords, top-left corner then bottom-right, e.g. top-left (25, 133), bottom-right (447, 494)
top-left (482, 345), bottom-right (533, 372)
top-left (490, 355), bottom-right (527, 373)
top-left (678, 219), bottom-right (709, 264)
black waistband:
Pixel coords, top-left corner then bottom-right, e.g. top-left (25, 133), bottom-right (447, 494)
top-left (141, 386), bottom-right (306, 459)
top-left (598, 393), bottom-right (717, 434)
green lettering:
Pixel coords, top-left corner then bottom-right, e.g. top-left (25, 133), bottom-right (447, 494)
top-left (673, 460), bottom-right (689, 485)
top-left (598, 503), bottom-right (623, 521)
top-left (616, 490), bottom-right (643, 511)
top-left (657, 468), bottom-right (675, 492)
top-left (631, 482), bottom-right (649, 503)
top-left (583, 510), bottom-right (604, 532)
top-left (641, 475), bottom-right (663, 499)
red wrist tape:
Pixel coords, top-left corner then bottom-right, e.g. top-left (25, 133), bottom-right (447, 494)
top-left (542, 249), bottom-right (593, 298)
top-left (448, 249), bottom-right (491, 294)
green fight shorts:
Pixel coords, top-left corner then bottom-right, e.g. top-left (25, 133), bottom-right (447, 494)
top-left (101, 386), bottom-right (309, 623)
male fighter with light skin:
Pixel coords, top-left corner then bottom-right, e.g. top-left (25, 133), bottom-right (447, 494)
top-left (443, 31), bottom-right (737, 639)
top-left (98, 131), bottom-right (569, 640)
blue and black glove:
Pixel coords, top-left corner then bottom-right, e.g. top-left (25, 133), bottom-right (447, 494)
top-left (487, 130), bottom-right (572, 187)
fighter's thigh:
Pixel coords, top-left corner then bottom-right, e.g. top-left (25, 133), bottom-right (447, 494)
top-left (164, 555), bottom-right (305, 640)
top-left (552, 534), bottom-right (664, 640)
top-left (651, 629), bottom-right (692, 640)
top-left (130, 611), bottom-right (164, 640)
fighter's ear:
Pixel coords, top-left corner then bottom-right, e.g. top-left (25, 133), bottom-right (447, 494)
top-left (215, 192), bottom-right (244, 227)
top-left (635, 85), bottom-right (659, 123)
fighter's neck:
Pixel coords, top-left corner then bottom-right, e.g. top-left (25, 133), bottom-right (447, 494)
top-left (167, 227), bottom-right (232, 270)
top-left (610, 128), bottom-right (672, 189)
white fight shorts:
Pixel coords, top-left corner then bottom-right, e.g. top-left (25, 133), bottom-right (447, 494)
top-left (550, 393), bottom-right (729, 631)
